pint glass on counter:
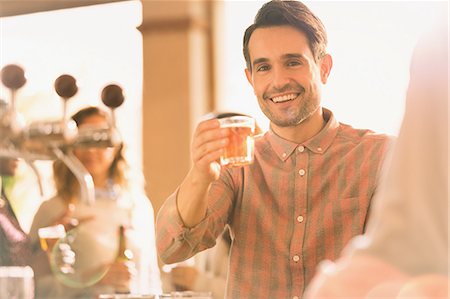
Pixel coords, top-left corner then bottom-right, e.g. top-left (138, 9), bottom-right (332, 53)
top-left (0, 266), bottom-right (34, 299)
top-left (159, 291), bottom-right (212, 298)
top-left (219, 116), bottom-right (255, 167)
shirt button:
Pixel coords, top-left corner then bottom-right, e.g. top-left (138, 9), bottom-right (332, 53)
top-left (293, 297), bottom-right (300, 299)
top-left (298, 146), bottom-right (305, 152)
top-left (282, 152), bottom-right (287, 158)
top-left (317, 147), bottom-right (323, 152)
top-left (297, 215), bottom-right (304, 223)
top-left (298, 169), bottom-right (306, 176)
top-left (292, 255), bottom-right (300, 262)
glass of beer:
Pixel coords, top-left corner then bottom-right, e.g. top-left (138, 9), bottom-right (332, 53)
top-left (38, 224), bottom-right (66, 253)
top-left (219, 116), bottom-right (255, 167)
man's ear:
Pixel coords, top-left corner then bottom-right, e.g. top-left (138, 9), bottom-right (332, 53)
top-left (320, 54), bottom-right (333, 84)
top-left (245, 68), bottom-right (253, 86)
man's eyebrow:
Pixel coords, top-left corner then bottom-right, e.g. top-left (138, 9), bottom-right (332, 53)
top-left (252, 53), bottom-right (307, 66)
top-left (282, 53), bottom-right (306, 60)
top-left (252, 57), bottom-right (269, 66)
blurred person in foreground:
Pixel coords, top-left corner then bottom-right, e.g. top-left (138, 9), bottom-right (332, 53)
top-left (30, 106), bottom-right (162, 298)
top-left (156, 1), bottom-right (391, 298)
top-left (304, 15), bottom-right (448, 299)
top-left (0, 156), bottom-right (64, 295)
top-left (0, 98), bottom-right (32, 266)
top-left (0, 157), bottom-right (33, 266)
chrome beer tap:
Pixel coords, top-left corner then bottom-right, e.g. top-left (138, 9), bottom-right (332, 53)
top-left (0, 65), bottom-right (89, 200)
top-left (0, 64), bottom-right (126, 205)
top-left (0, 64), bottom-right (124, 204)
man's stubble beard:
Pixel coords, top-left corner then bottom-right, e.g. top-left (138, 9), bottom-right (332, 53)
top-left (259, 91), bottom-right (320, 128)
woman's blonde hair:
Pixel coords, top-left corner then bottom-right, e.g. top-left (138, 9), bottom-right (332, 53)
top-left (53, 106), bottom-right (128, 202)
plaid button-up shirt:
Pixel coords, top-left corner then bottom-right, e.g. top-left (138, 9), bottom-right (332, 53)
top-left (157, 108), bottom-right (391, 299)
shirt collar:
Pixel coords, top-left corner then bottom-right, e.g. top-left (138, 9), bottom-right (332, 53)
top-left (266, 108), bottom-right (339, 161)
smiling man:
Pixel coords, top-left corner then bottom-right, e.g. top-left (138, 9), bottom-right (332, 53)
top-left (156, 1), bottom-right (390, 298)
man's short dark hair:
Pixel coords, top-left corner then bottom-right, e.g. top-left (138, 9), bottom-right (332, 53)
top-left (243, 0), bottom-right (328, 71)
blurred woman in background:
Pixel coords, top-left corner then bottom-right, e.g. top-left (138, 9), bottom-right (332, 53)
top-left (30, 106), bottom-right (162, 298)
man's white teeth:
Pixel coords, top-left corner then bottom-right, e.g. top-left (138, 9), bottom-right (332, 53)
top-left (271, 93), bottom-right (297, 103)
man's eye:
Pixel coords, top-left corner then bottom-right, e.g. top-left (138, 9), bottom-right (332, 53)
top-left (287, 60), bottom-right (302, 67)
top-left (256, 65), bottom-right (270, 72)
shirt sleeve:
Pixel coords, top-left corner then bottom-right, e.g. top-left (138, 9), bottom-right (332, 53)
top-left (156, 169), bottom-right (236, 265)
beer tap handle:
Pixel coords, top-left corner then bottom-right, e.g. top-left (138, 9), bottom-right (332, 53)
top-left (101, 84), bottom-right (124, 129)
top-left (0, 65), bottom-right (27, 141)
top-left (1, 64), bottom-right (26, 112)
top-left (54, 74), bottom-right (78, 124)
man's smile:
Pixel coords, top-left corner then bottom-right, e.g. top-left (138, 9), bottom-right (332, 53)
top-left (270, 93), bottom-right (299, 103)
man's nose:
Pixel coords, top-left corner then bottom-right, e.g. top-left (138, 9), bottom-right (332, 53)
top-left (271, 66), bottom-right (290, 90)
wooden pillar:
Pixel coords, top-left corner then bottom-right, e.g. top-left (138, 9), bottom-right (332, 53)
top-left (139, 0), bottom-right (214, 214)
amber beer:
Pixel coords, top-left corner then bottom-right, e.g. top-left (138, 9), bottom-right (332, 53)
top-left (219, 116), bottom-right (255, 167)
top-left (39, 237), bottom-right (60, 252)
top-left (38, 224), bottom-right (66, 253)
